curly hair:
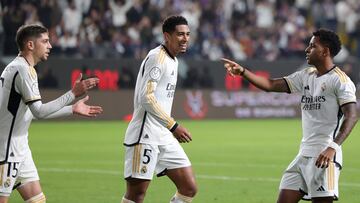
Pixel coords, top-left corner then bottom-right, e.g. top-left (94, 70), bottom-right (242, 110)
top-left (313, 28), bottom-right (341, 57)
top-left (162, 15), bottom-right (188, 34)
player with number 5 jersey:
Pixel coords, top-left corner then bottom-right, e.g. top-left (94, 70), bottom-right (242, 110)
top-left (121, 16), bottom-right (197, 203)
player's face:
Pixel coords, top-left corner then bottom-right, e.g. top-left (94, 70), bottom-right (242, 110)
top-left (166, 24), bottom-right (190, 56)
top-left (33, 33), bottom-right (52, 62)
top-left (305, 36), bottom-right (326, 66)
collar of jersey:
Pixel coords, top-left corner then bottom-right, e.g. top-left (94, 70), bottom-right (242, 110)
top-left (161, 44), bottom-right (175, 60)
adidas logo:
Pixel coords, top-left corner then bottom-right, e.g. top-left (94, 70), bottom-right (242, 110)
top-left (10, 152), bottom-right (14, 157)
top-left (144, 134), bottom-right (149, 139)
top-left (316, 186), bottom-right (326, 192)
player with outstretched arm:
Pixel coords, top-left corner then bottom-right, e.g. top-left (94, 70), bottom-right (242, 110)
top-left (0, 24), bottom-right (102, 203)
top-left (221, 28), bottom-right (357, 203)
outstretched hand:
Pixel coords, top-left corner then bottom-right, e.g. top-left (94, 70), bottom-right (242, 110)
top-left (72, 73), bottom-right (100, 97)
top-left (221, 58), bottom-right (245, 76)
top-left (72, 95), bottom-right (103, 117)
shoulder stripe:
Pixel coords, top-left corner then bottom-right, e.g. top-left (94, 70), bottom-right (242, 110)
top-left (334, 67), bottom-right (347, 83)
top-left (29, 66), bottom-right (37, 80)
top-left (306, 67), bottom-right (317, 74)
top-left (157, 48), bottom-right (166, 65)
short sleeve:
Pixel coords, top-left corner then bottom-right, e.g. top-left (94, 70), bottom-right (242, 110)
top-left (283, 69), bottom-right (305, 93)
top-left (334, 76), bottom-right (357, 106)
top-left (16, 66), bottom-right (41, 104)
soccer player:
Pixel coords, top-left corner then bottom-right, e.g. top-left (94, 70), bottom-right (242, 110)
top-left (222, 28), bottom-right (358, 203)
top-left (0, 24), bottom-right (102, 203)
top-left (121, 16), bottom-right (197, 203)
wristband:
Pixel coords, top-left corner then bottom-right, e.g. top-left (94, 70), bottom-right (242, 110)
top-left (170, 122), bottom-right (178, 132)
top-left (328, 141), bottom-right (340, 151)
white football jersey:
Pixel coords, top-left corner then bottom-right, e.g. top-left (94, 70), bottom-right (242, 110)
top-left (284, 66), bottom-right (357, 167)
top-left (0, 56), bottom-right (41, 163)
top-left (124, 45), bottom-right (178, 146)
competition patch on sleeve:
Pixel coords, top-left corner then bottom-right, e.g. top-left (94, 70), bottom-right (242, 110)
top-left (149, 67), bottom-right (161, 80)
top-left (31, 82), bottom-right (41, 96)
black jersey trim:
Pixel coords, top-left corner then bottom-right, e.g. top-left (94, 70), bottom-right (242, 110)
top-left (25, 99), bottom-right (41, 105)
top-left (317, 65), bottom-right (336, 77)
top-left (12, 182), bottom-right (21, 190)
top-left (340, 101), bottom-right (356, 108)
top-left (0, 72), bottom-right (22, 163)
top-left (332, 108), bottom-right (343, 170)
top-left (123, 111), bottom-right (147, 147)
top-left (141, 57), bottom-right (150, 77)
top-left (156, 168), bottom-right (167, 177)
top-left (161, 44), bottom-right (175, 60)
top-left (282, 78), bottom-right (291, 93)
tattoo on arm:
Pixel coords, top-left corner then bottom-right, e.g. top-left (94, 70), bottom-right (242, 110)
top-left (334, 103), bottom-right (358, 145)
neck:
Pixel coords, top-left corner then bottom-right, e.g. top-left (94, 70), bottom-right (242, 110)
top-left (19, 51), bottom-right (36, 66)
top-left (315, 58), bottom-right (334, 75)
top-left (163, 43), bottom-right (176, 58)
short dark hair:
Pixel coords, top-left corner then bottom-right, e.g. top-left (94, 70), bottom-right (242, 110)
top-left (16, 24), bottom-right (48, 51)
top-left (313, 28), bottom-right (341, 57)
top-left (162, 15), bottom-right (188, 34)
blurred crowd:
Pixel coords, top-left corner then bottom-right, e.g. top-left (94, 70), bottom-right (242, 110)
top-left (1, 0), bottom-right (360, 61)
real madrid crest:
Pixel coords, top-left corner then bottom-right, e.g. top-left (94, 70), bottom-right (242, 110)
top-left (4, 178), bottom-right (11, 188)
top-left (141, 166), bottom-right (147, 174)
top-left (149, 67), bottom-right (161, 80)
top-left (321, 82), bottom-right (326, 92)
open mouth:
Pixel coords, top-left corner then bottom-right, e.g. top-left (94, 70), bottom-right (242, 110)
top-left (180, 45), bottom-right (187, 50)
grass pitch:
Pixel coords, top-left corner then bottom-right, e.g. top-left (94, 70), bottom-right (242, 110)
top-left (10, 119), bottom-right (360, 203)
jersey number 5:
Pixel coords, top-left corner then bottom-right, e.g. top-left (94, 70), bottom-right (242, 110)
top-left (142, 149), bottom-right (152, 164)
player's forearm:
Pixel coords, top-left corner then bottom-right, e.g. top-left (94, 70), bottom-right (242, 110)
top-left (142, 94), bottom-right (176, 130)
top-left (29, 90), bottom-right (75, 119)
top-left (243, 70), bottom-right (288, 92)
top-left (334, 103), bottom-right (358, 145)
top-left (39, 106), bottom-right (73, 119)
top-left (242, 70), bottom-right (273, 92)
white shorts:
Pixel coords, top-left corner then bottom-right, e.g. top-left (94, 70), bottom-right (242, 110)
top-left (0, 152), bottom-right (39, 196)
top-left (279, 155), bottom-right (340, 200)
top-left (124, 139), bottom-right (191, 180)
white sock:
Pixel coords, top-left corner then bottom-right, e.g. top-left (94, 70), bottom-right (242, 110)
top-left (170, 191), bottom-right (193, 203)
top-left (121, 196), bottom-right (136, 203)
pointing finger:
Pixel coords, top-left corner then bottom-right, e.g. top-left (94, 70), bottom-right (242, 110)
top-left (220, 58), bottom-right (237, 65)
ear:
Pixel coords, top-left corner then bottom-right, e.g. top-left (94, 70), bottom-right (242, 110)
top-left (27, 40), bottom-right (35, 51)
top-left (163, 32), bottom-right (170, 43)
top-left (323, 47), bottom-right (331, 57)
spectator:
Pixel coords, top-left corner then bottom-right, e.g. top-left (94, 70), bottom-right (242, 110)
top-left (1, 0), bottom-right (360, 59)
